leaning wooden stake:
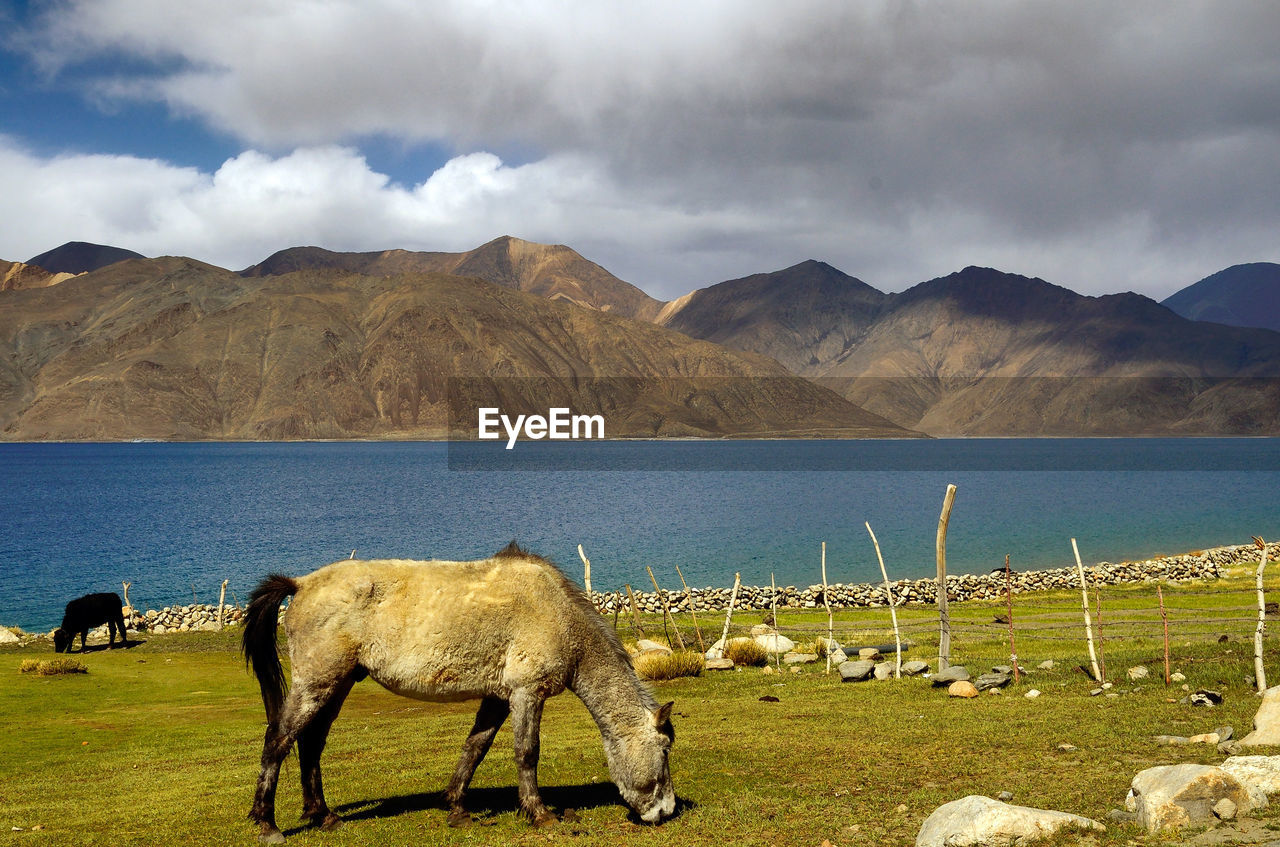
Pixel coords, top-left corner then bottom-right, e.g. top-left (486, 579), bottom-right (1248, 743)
top-left (936, 484), bottom-right (957, 671)
top-left (217, 579), bottom-right (229, 629)
top-left (821, 541), bottom-right (834, 675)
top-left (866, 524), bottom-right (901, 678)
top-left (1004, 554), bottom-right (1020, 683)
top-left (674, 563), bottom-right (706, 653)
top-left (578, 544), bottom-right (592, 595)
top-left (770, 572), bottom-right (780, 671)
top-left (1072, 538), bottom-right (1102, 682)
top-left (625, 584), bottom-right (645, 638)
top-left (646, 566), bottom-right (684, 650)
top-left (1158, 584), bottom-right (1170, 685)
top-left (121, 581), bottom-right (133, 613)
top-left (1254, 536), bottom-right (1269, 693)
top-left (718, 573), bottom-right (742, 651)
top-left (1093, 584), bottom-right (1107, 683)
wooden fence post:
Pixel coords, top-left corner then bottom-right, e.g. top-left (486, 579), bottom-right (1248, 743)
top-left (1071, 538), bottom-right (1102, 682)
top-left (770, 572), bottom-right (780, 671)
top-left (646, 566), bottom-right (684, 650)
top-left (217, 579), bottom-right (228, 629)
top-left (1004, 554), bottom-right (1020, 683)
top-left (1093, 584), bottom-right (1107, 683)
top-left (625, 584), bottom-right (645, 638)
top-left (674, 564), bottom-right (706, 653)
top-left (718, 573), bottom-right (742, 653)
top-left (1255, 536), bottom-right (1269, 693)
top-left (1158, 584), bottom-right (1170, 686)
top-left (578, 544), bottom-right (592, 595)
top-left (821, 541), bottom-right (834, 675)
top-left (936, 484), bottom-right (957, 671)
top-left (866, 523), bottom-right (902, 678)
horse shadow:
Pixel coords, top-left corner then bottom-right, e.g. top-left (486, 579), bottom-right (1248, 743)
top-left (75, 640), bottom-right (144, 653)
top-left (317, 783), bottom-right (693, 834)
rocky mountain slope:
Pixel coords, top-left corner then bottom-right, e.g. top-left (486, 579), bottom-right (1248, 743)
top-left (1, 261), bottom-right (78, 292)
top-left (0, 256), bottom-right (910, 441)
top-left (1161, 263), bottom-right (1280, 333)
top-left (242, 235), bottom-right (664, 321)
top-left (26, 241), bottom-right (145, 274)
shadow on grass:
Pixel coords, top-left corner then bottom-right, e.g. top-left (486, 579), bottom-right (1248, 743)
top-left (74, 640), bottom-right (145, 653)
top-left (323, 783), bottom-right (694, 832)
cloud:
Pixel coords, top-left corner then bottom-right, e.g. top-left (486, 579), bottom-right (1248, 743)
top-left (9, 1), bottom-right (1280, 298)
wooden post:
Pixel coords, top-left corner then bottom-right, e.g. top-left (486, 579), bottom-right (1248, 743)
top-left (866, 524), bottom-right (901, 678)
top-left (936, 484), bottom-right (957, 671)
top-left (1158, 584), bottom-right (1170, 686)
top-left (230, 588), bottom-right (242, 611)
top-left (121, 581), bottom-right (133, 613)
top-left (1004, 554), bottom-right (1020, 683)
top-left (1093, 584), bottom-right (1107, 683)
top-left (578, 544), bottom-right (592, 595)
top-left (674, 564), bottom-right (706, 653)
top-left (646, 566), bottom-right (685, 650)
top-left (1071, 538), bottom-right (1102, 682)
top-left (718, 573), bottom-right (742, 652)
top-left (217, 579), bottom-right (228, 629)
top-left (821, 541), bottom-right (834, 675)
top-left (1255, 536), bottom-right (1269, 693)
top-left (625, 584), bottom-right (645, 638)
top-left (770, 572), bottom-right (780, 671)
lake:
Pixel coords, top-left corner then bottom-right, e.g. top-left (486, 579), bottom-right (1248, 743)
top-left (3, 439), bottom-right (1278, 631)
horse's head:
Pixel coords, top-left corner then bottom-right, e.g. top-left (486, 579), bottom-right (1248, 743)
top-left (52, 628), bottom-right (70, 653)
top-left (609, 701), bottom-right (676, 824)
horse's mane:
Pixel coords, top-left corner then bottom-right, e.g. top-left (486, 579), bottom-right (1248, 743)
top-left (492, 542), bottom-right (657, 711)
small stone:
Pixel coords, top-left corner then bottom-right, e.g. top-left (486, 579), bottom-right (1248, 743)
top-left (1101, 681), bottom-right (1113, 689)
top-left (931, 666), bottom-right (970, 686)
top-left (948, 680), bottom-right (979, 698)
top-left (1218, 740), bottom-right (1242, 755)
top-left (873, 661), bottom-right (894, 681)
top-left (1128, 665), bottom-right (1150, 681)
top-left (1215, 726), bottom-right (1234, 742)
top-left (1037, 659), bottom-right (1055, 670)
top-left (1213, 798), bottom-right (1237, 821)
top-left (1106, 809), bottom-right (1137, 823)
top-left (858, 647), bottom-right (883, 661)
top-left (761, 665), bottom-right (774, 675)
top-left (636, 639), bottom-right (671, 654)
top-left (1024, 689), bottom-right (1041, 699)
top-left (1155, 735), bottom-right (1191, 746)
top-left (894, 803), bottom-right (908, 814)
top-left (839, 659), bottom-right (876, 682)
top-left (1189, 733), bottom-right (1221, 745)
top-left (900, 660), bottom-right (930, 676)
top-left (705, 658), bottom-right (734, 671)
top-left (997, 791), bottom-right (1014, 802)
top-left (1170, 671), bottom-right (1186, 682)
top-left (1090, 688), bottom-right (1104, 696)
top-left (975, 671), bottom-right (1012, 691)
top-left (986, 687), bottom-right (1002, 695)
top-left (1190, 690), bottom-right (1223, 707)
top-left (1056, 743), bottom-right (1078, 752)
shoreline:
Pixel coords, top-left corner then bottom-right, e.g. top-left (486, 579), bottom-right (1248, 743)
top-left (5, 541), bottom-right (1274, 642)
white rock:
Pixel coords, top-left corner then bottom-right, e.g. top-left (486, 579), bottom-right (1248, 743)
top-left (704, 637), bottom-right (726, 660)
top-left (1037, 659), bottom-right (1055, 670)
top-left (749, 623), bottom-right (776, 637)
top-left (1130, 764), bottom-right (1254, 832)
top-left (1220, 755), bottom-right (1280, 808)
top-left (915, 795), bottom-right (1104, 847)
top-left (754, 633), bottom-right (795, 654)
top-left (1024, 689), bottom-right (1041, 699)
top-left (1127, 665), bottom-right (1150, 681)
top-left (636, 639), bottom-right (672, 654)
top-left (1240, 686), bottom-right (1280, 747)
top-left (1171, 671), bottom-right (1186, 682)
top-left (0, 628), bottom-right (18, 645)
top-left (1213, 798), bottom-right (1237, 820)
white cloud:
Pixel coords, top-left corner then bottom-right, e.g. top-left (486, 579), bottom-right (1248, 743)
top-left (8, 1), bottom-right (1280, 298)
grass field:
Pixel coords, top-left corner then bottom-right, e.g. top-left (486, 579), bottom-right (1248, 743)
top-left (5, 567), bottom-right (1280, 847)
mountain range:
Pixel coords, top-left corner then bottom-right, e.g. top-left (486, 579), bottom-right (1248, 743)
top-left (3, 236), bottom-right (1279, 439)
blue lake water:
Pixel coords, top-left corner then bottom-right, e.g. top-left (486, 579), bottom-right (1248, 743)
top-left (2, 439), bottom-right (1279, 631)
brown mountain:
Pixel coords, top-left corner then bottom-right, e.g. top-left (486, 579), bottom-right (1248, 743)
top-left (242, 235), bottom-right (664, 321)
top-left (1, 261), bottom-right (78, 292)
top-left (0, 257), bottom-right (913, 441)
top-left (27, 241), bottom-right (145, 274)
top-left (662, 264), bottom-right (1280, 435)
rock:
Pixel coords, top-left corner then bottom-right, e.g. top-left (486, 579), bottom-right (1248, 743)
top-left (754, 633), bottom-right (795, 655)
top-left (1155, 735), bottom-right (1192, 746)
top-left (1240, 686), bottom-right (1280, 747)
top-left (991, 665), bottom-right (1013, 675)
top-left (705, 658), bottom-right (734, 671)
top-left (1037, 659), bottom-right (1055, 670)
top-left (858, 647), bottom-right (883, 661)
top-left (1220, 754), bottom-right (1280, 807)
top-left (1189, 733), bottom-right (1221, 745)
top-left (1106, 809), bottom-right (1137, 823)
top-left (1219, 740), bottom-right (1243, 756)
top-left (948, 680), bottom-right (979, 698)
top-left (915, 795), bottom-right (1104, 847)
top-left (1056, 743), bottom-right (1078, 752)
top-left (975, 671), bottom-right (1012, 691)
top-left (1191, 689), bottom-right (1223, 707)
top-left (704, 637), bottom-right (726, 660)
top-left (636, 639), bottom-right (672, 654)
top-left (1090, 688), bottom-right (1104, 697)
top-left (1213, 798), bottom-right (1237, 820)
top-left (996, 791), bottom-right (1014, 802)
top-left (1216, 726), bottom-right (1235, 742)
top-left (1128, 665), bottom-right (1150, 681)
top-left (839, 660), bottom-right (876, 682)
top-left (1170, 671), bottom-right (1186, 682)
top-left (931, 666), bottom-right (970, 687)
top-left (1024, 689), bottom-right (1041, 699)
top-left (873, 661), bottom-right (896, 681)
top-left (153, 625), bottom-right (167, 634)
top-left (0, 628), bottom-right (18, 645)
top-left (1130, 764), bottom-right (1254, 832)
top-left (901, 660), bottom-right (930, 676)
top-left (749, 623), bottom-right (776, 637)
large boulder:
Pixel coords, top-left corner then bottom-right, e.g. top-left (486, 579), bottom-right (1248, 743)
top-left (1220, 755), bottom-right (1280, 808)
top-left (1240, 686), bottom-right (1280, 747)
top-left (901, 659), bottom-right (930, 676)
top-left (931, 666), bottom-right (970, 687)
top-left (839, 659), bottom-right (876, 682)
top-left (0, 628), bottom-right (18, 645)
top-left (915, 795), bottom-right (1104, 847)
top-left (1130, 764), bottom-right (1254, 832)
top-left (755, 633), bottom-right (796, 654)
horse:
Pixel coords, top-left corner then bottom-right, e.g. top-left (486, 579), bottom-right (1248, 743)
top-left (53, 592), bottom-right (129, 653)
top-left (242, 542), bottom-right (677, 843)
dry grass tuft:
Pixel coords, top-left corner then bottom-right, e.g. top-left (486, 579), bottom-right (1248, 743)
top-left (724, 638), bottom-right (768, 667)
top-left (19, 658), bottom-right (88, 676)
top-left (634, 650), bottom-right (705, 681)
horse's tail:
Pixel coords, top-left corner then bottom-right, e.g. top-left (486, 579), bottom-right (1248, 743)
top-left (242, 574), bottom-right (298, 726)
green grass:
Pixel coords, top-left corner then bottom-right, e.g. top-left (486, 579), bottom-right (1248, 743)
top-left (5, 568), bottom-right (1280, 846)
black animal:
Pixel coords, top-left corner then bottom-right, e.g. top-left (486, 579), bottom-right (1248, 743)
top-left (53, 592), bottom-right (129, 653)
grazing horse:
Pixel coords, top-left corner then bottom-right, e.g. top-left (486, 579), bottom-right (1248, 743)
top-left (53, 592), bottom-right (128, 653)
top-left (242, 543), bottom-right (676, 843)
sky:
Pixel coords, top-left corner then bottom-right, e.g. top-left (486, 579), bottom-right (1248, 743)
top-left (1, 1), bottom-right (1278, 301)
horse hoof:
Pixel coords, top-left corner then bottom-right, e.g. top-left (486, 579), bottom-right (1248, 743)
top-left (446, 809), bottom-right (472, 828)
top-left (258, 828), bottom-right (285, 845)
top-left (319, 814), bottom-right (343, 832)
top-left (534, 810), bottom-right (559, 827)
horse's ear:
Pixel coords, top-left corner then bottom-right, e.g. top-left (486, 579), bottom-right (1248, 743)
top-left (653, 701), bottom-right (674, 727)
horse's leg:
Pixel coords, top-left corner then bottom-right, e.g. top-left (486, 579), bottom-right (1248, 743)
top-left (297, 674), bottom-right (356, 831)
top-left (78, 630), bottom-right (87, 652)
top-left (250, 679), bottom-right (342, 844)
top-left (509, 689), bottom-right (555, 825)
top-left (444, 696), bottom-right (510, 826)
top-left (108, 617), bottom-right (119, 647)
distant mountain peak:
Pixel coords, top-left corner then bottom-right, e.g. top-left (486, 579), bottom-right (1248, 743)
top-left (1162, 262), bottom-right (1280, 332)
top-left (27, 241), bottom-right (145, 275)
